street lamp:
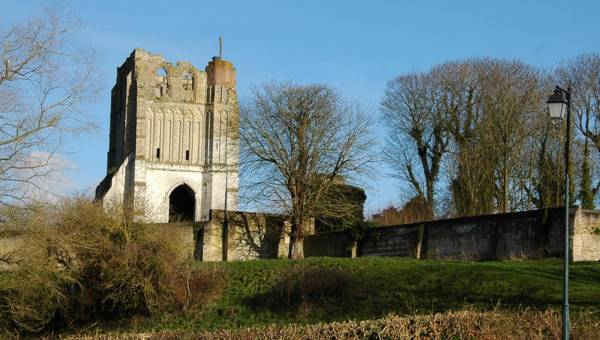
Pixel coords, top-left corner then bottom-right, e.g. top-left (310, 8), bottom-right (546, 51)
top-left (547, 84), bottom-right (571, 340)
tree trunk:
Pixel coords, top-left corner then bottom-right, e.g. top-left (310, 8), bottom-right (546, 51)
top-left (581, 130), bottom-right (595, 209)
top-left (290, 238), bottom-right (304, 260)
top-left (502, 158), bottom-right (509, 213)
top-left (288, 217), bottom-right (305, 259)
top-left (289, 237), bottom-right (304, 259)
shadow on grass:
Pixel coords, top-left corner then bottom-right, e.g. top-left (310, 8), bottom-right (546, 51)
top-left (243, 264), bottom-right (375, 320)
top-left (240, 261), bottom-right (502, 321)
top-left (236, 258), bottom-right (600, 325)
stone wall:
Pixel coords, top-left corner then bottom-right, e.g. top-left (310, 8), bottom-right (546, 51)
top-left (199, 209), bottom-right (291, 261)
top-left (359, 224), bottom-right (420, 258)
top-left (361, 207), bottom-right (571, 260)
top-left (573, 209), bottom-right (600, 261)
top-left (306, 207), bottom-right (600, 262)
top-left (425, 210), bottom-right (559, 260)
top-left (304, 230), bottom-right (357, 258)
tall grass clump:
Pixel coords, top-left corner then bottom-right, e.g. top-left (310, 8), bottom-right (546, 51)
top-left (0, 198), bottom-right (226, 334)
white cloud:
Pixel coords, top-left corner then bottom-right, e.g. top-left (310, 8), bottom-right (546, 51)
top-left (3, 151), bottom-right (80, 205)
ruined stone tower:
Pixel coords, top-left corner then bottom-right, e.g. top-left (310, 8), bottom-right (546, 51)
top-left (96, 48), bottom-right (239, 222)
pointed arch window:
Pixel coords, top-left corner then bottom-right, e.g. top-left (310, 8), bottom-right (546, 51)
top-left (154, 67), bottom-right (169, 97)
top-left (182, 72), bottom-right (194, 102)
top-left (182, 72), bottom-right (194, 90)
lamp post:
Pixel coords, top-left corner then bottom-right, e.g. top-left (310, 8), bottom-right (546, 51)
top-left (547, 84), bottom-right (572, 340)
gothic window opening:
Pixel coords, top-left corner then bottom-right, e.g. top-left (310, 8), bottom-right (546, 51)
top-left (155, 67), bottom-right (167, 78)
top-left (185, 150), bottom-right (190, 161)
top-left (182, 73), bottom-right (193, 90)
top-left (156, 148), bottom-right (161, 159)
top-left (182, 72), bottom-right (194, 102)
top-left (155, 67), bottom-right (169, 97)
top-left (169, 184), bottom-right (195, 222)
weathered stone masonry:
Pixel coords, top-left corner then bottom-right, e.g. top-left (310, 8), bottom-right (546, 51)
top-left (150, 206), bottom-right (600, 262)
top-left (95, 49), bottom-right (239, 223)
top-left (199, 210), bottom-right (291, 261)
top-left (304, 207), bottom-right (600, 262)
top-left (148, 210), bottom-right (293, 262)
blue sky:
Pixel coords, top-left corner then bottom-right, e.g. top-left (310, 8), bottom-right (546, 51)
top-left (4, 0), bottom-right (600, 211)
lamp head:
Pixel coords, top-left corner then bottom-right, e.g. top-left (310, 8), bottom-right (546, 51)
top-left (547, 86), bottom-right (568, 121)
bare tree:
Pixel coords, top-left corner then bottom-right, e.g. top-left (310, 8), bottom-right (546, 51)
top-left (437, 59), bottom-right (550, 215)
top-left (432, 61), bottom-right (498, 216)
top-left (0, 6), bottom-right (98, 208)
top-left (239, 83), bottom-right (375, 259)
top-left (556, 53), bottom-right (600, 209)
top-left (381, 72), bottom-right (449, 217)
top-left (519, 110), bottom-right (562, 209)
top-left (474, 59), bottom-right (545, 212)
top-left (385, 59), bottom-right (565, 217)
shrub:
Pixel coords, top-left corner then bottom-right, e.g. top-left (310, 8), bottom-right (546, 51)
top-left (369, 196), bottom-right (433, 226)
top-left (169, 264), bottom-right (228, 311)
top-left (0, 261), bottom-right (73, 333)
top-left (0, 198), bottom-right (226, 334)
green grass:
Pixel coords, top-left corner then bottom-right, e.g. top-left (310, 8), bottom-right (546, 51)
top-left (139, 257), bottom-right (600, 333)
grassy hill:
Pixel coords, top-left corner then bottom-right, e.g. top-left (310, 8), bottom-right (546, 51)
top-left (140, 257), bottom-right (600, 333)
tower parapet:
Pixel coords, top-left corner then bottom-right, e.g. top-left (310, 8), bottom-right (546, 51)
top-left (206, 57), bottom-right (236, 88)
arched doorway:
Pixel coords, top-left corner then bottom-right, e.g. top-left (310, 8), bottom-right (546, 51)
top-left (169, 184), bottom-right (195, 222)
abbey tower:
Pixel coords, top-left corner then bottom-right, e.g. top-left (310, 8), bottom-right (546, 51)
top-left (96, 48), bottom-right (239, 222)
